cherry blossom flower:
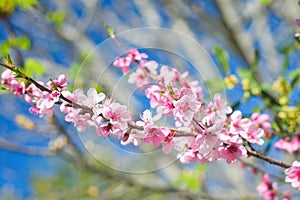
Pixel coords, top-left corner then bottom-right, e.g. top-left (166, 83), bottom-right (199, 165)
top-left (121, 128), bottom-right (145, 146)
top-left (229, 110), bottom-right (251, 135)
top-left (274, 134), bottom-right (300, 154)
top-left (35, 90), bottom-right (60, 117)
top-left (195, 134), bottom-right (222, 163)
top-left (173, 89), bottom-right (201, 127)
top-left (47, 74), bottom-right (67, 91)
top-left (128, 68), bottom-right (150, 88)
top-left (127, 48), bottom-right (148, 61)
top-left (257, 173), bottom-right (278, 200)
top-left (251, 112), bottom-right (272, 138)
top-left (24, 83), bottom-right (43, 103)
top-left (113, 48), bottom-right (148, 75)
top-left (219, 144), bottom-right (247, 164)
top-left (206, 93), bottom-right (232, 116)
top-left (77, 88), bottom-right (105, 109)
top-left (179, 149), bottom-right (199, 163)
top-left (173, 95), bottom-right (197, 126)
top-left (99, 102), bottom-right (131, 137)
top-left (158, 65), bottom-right (176, 86)
top-left (284, 160), bottom-right (300, 190)
top-left (240, 123), bottom-right (264, 145)
top-left (136, 109), bottom-right (161, 131)
top-left (144, 127), bottom-right (167, 147)
top-left (113, 56), bottom-right (132, 75)
top-left (1, 69), bottom-right (25, 96)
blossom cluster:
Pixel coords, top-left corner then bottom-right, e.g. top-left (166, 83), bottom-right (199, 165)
top-left (113, 48), bottom-right (271, 164)
top-left (275, 133), bottom-right (300, 154)
top-left (0, 48), bottom-right (299, 193)
top-left (257, 173), bottom-right (292, 200)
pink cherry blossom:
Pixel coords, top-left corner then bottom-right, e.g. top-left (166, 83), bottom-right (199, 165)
top-left (145, 85), bottom-right (162, 108)
top-left (162, 131), bottom-right (176, 154)
top-left (179, 149), bottom-right (199, 163)
top-left (24, 83), bottom-right (43, 103)
top-left (274, 134), bottom-right (300, 154)
top-left (140, 60), bottom-right (158, 74)
top-left (144, 127), bottom-right (167, 147)
top-left (145, 85), bottom-right (175, 116)
top-left (99, 102), bottom-right (131, 137)
top-left (77, 88), bottom-right (105, 109)
top-left (36, 90), bottom-right (60, 117)
top-left (113, 56), bottom-right (132, 75)
top-left (229, 110), bottom-right (251, 135)
top-left (206, 93), bottom-right (232, 116)
top-left (257, 173), bottom-right (278, 200)
top-left (47, 74), bottom-right (67, 91)
top-left (158, 65), bottom-right (176, 86)
top-left (128, 68), bottom-right (150, 88)
top-left (284, 160), bottom-right (300, 190)
top-left (195, 134), bottom-right (222, 163)
top-left (240, 123), bottom-right (264, 145)
top-left (73, 112), bottom-right (93, 132)
top-left (127, 48), bottom-right (148, 61)
top-left (136, 109), bottom-right (161, 131)
top-left (113, 48), bottom-right (148, 75)
top-left (1, 69), bottom-right (25, 96)
top-left (121, 128), bottom-right (145, 146)
top-left (219, 144), bottom-right (247, 164)
top-left (251, 112), bottom-right (272, 137)
top-left (173, 89), bottom-right (201, 127)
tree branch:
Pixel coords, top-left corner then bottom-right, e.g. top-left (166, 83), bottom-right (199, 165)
top-left (0, 138), bottom-right (54, 156)
top-left (246, 147), bottom-right (291, 169)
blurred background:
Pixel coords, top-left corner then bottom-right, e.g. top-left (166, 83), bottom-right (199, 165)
top-left (0, 0), bottom-right (299, 199)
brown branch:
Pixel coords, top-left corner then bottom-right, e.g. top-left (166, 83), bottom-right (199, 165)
top-left (0, 60), bottom-right (292, 173)
top-left (246, 147), bottom-right (291, 169)
top-left (239, 159), bottom-right (285, 181)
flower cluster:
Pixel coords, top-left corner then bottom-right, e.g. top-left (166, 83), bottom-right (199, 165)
top-left (257, 173), bottom-right (278, 200)
top-left (1, 69), bottom-right (25, 96)
top-left (285, 161), bottom-right (300, 190)
top-left (1, 47), bottom-right (299, 193)
top-left (275, 133), bottom-right (300, 154)
top-left (113, 49), bottom-right (268, 165)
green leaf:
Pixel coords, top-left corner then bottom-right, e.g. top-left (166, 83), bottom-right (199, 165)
top-left (212, 45), bottom-right (230, 74)
top-left (0, 43), bottom-right (11, 55)
top-left (251, 49), bottom-right (259, 71)
top-left (49, 79), bottom-right (58, 91)
top-left (17, 36), bottom-right (31, 50)
top-left (167, 84), bottom-right (178, 100)
top-left (4, 55), bottom-right (13, 64)
top-left (288, 68), bottom-right (300, 89)
top-left (46, 11), bottom-right (66, 27)
top-left (0, 36), bottom-right (30, 55)
top-left (24, 58), bottom-right (45, 77)
top-left (103, 24), bottom-right (115, 38)
top-left (259, 0), bottom-right (272, 5)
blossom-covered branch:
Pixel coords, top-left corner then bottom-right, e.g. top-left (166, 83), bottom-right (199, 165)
top-left (0, 45), bottom-right (298, 193)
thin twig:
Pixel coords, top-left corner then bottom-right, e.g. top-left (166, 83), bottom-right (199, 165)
top-left (246, 147), bottom-right (291, 169)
